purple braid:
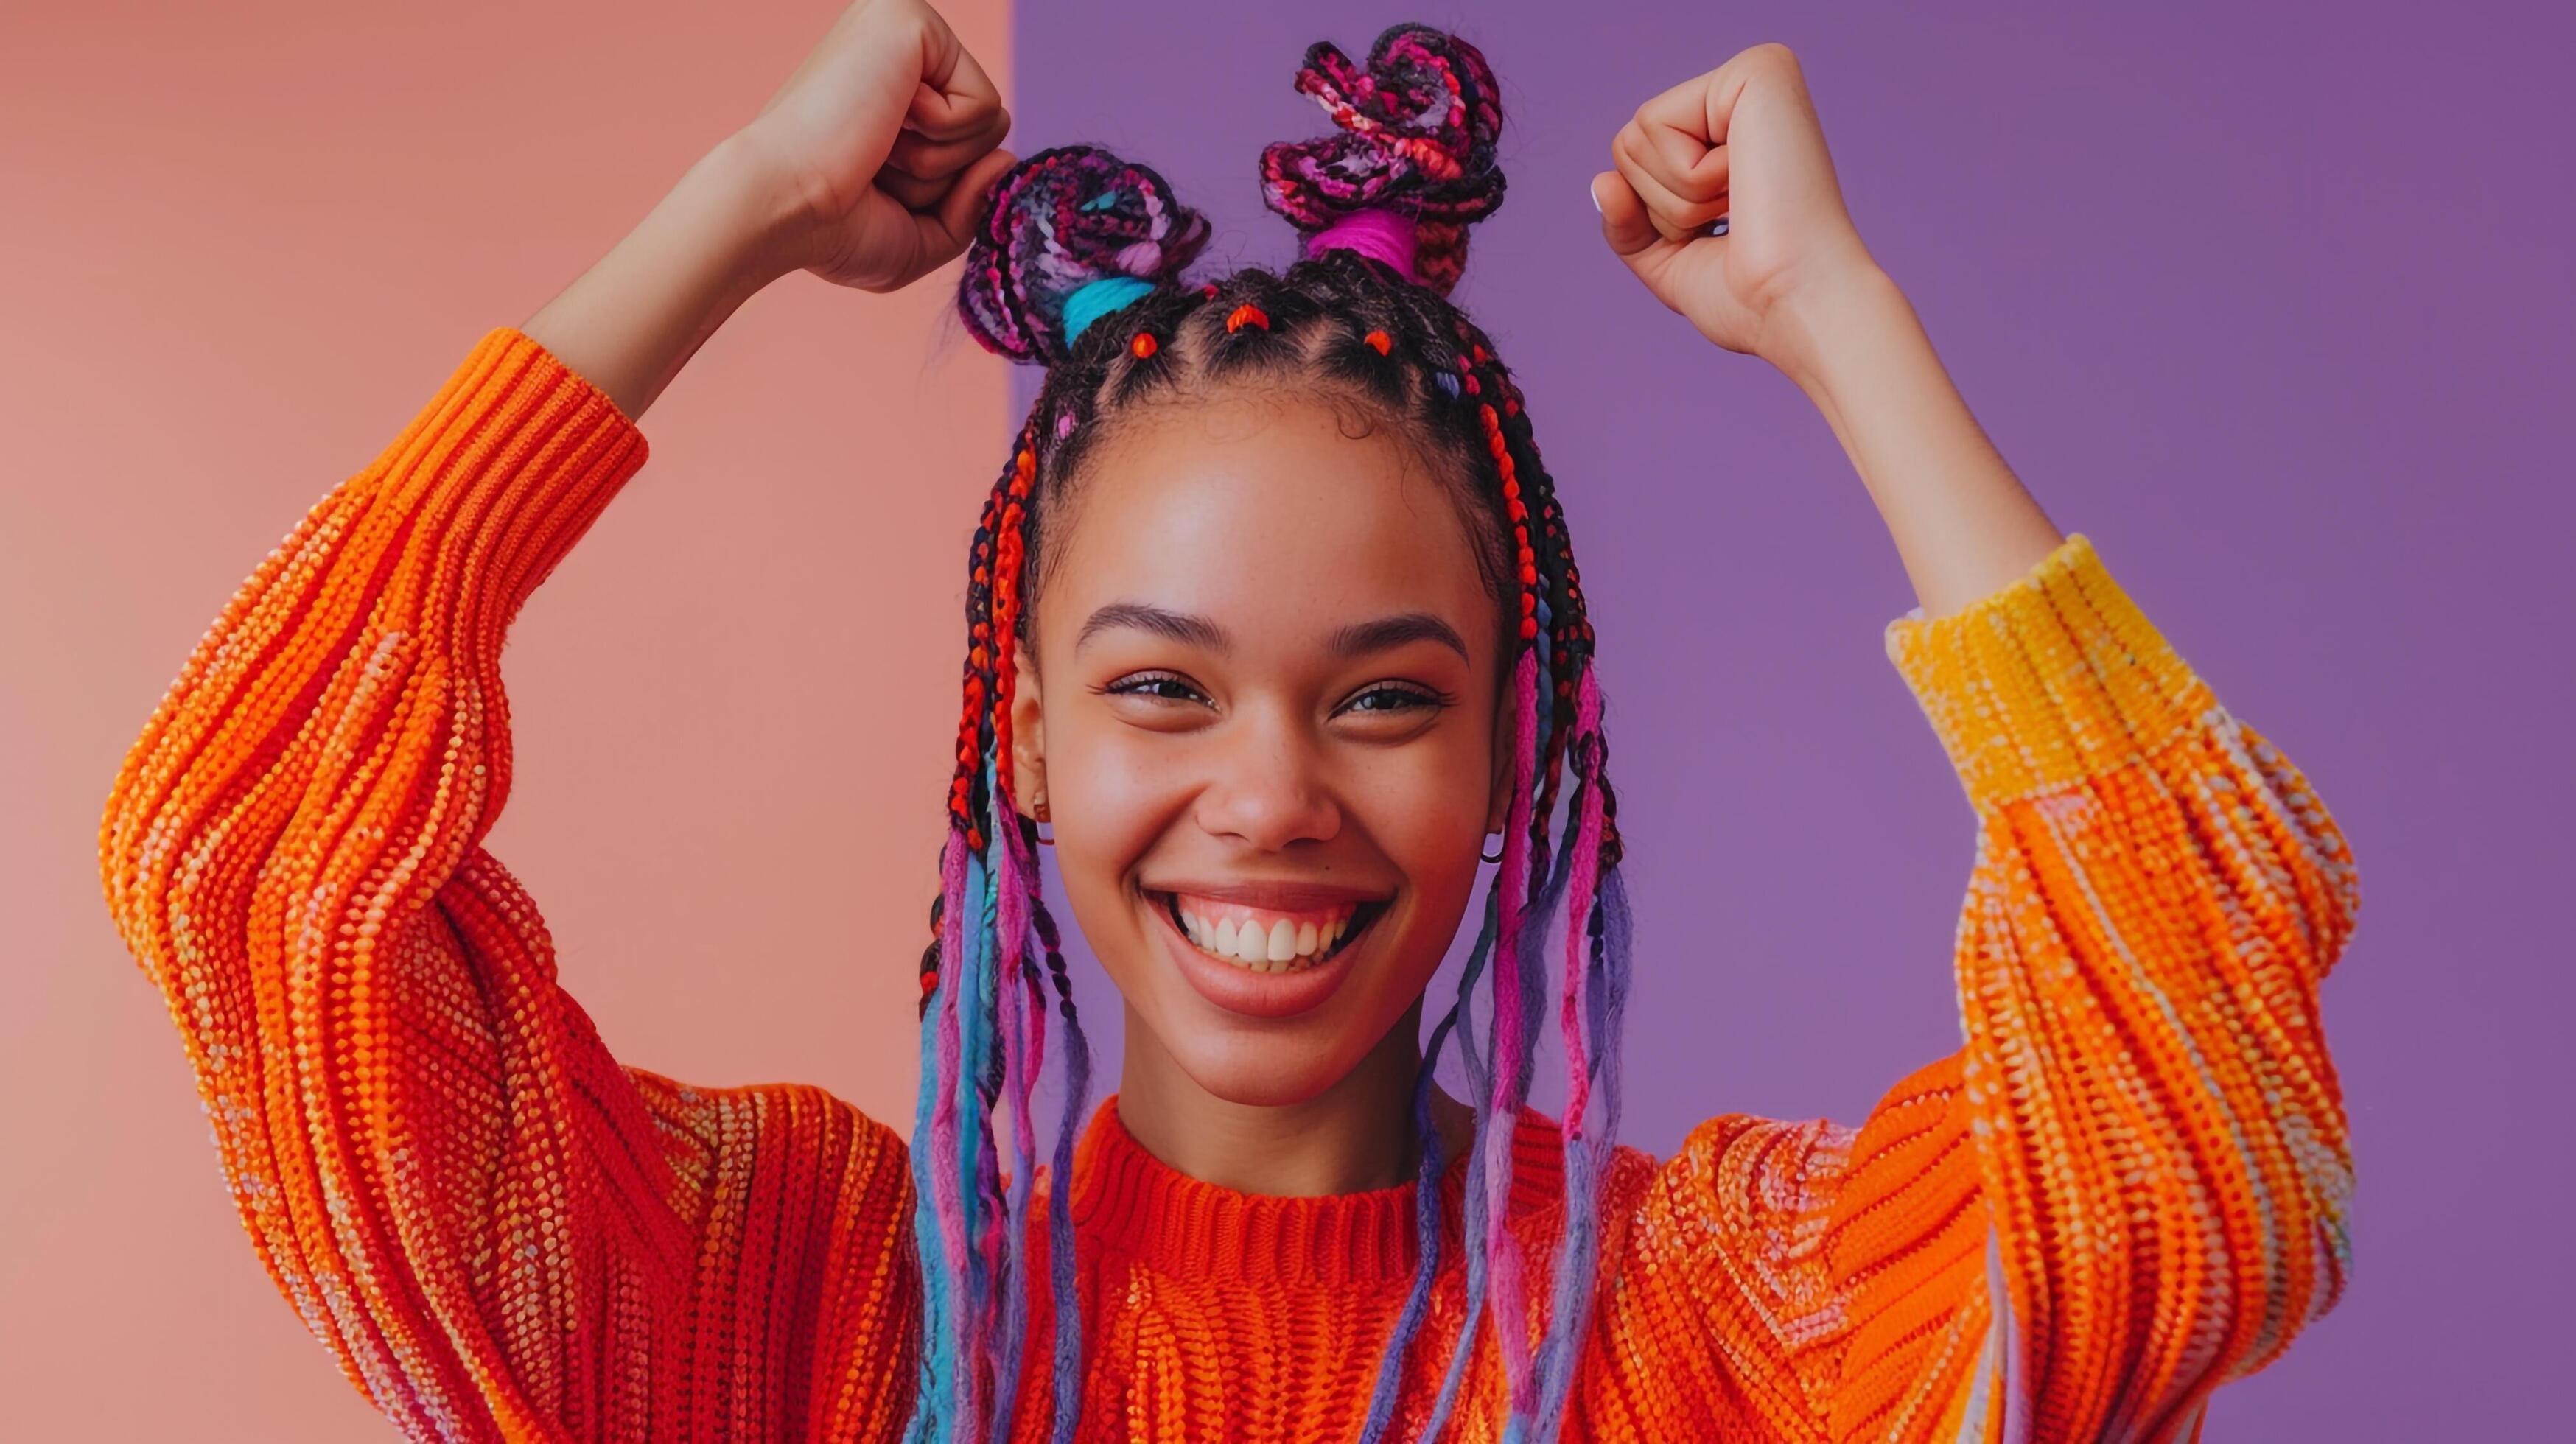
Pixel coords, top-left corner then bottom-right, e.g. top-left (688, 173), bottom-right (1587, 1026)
top-left (1482, 648), bottom-right (1547, 1404)
top-left (985, 796), bottom-right (1042, 1443)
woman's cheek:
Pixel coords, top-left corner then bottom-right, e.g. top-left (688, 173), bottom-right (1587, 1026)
top-left (1358, 737), bottom-right (1491, 907)
top-left (1370, 731), bottom-right (1494, 864)
top-left (1049, 720), bottom-right (1195, 924)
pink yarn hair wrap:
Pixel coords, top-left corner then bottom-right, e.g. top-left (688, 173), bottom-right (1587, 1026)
top-left (1304, 207), bottom-right (1419, 283)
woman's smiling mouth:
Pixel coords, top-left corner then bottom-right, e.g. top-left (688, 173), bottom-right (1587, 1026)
top-left (1153, 891), bottom-right (1387, 973)
top-left (1142, 883), bottom-right (1393, 1018)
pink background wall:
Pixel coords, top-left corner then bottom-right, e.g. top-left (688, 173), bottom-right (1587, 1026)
top-left (1, 2), bottom-right (1008, 1436)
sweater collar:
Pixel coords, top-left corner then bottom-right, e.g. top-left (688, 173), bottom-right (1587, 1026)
top-left (1065, 1093), bottom-right (1568, 1286)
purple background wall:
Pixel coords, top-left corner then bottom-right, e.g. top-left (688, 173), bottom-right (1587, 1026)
top-left (1015, 2), bottom-right (2571, 1437)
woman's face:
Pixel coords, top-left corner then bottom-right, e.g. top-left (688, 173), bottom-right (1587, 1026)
top-left (1014, 388), bottom-right (1508, 1108)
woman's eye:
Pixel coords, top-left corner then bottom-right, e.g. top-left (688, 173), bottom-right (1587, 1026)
top-left (1341, 684), bottom-right (1444, 715)
top-left (1105, 673), bottom-right (1208, 704)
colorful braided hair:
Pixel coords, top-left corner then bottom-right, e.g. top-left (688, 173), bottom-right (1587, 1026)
top-left (911, 24), bottom-right (1632, 1444)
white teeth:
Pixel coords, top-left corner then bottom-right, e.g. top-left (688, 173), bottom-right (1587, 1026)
top-left (1169, 897), bottom-right (1373, 972)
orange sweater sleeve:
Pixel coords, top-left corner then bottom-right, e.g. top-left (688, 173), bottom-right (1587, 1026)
top-left (1595, 533), bottom-right (2359, 1443)
top-left (98, 329), bottom-right (917, 1443)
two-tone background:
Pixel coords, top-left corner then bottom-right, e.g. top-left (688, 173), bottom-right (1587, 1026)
top-left (4, 1), bottom-right (2564, 1437)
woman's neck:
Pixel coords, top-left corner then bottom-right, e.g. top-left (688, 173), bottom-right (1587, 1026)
top-left (1110, 998), bottom-right (1478, 1197)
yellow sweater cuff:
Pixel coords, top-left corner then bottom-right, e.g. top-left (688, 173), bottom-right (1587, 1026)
top-left (1883, 533), bottom-right (2213, 810)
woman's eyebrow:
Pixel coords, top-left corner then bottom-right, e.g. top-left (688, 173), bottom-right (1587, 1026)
top-left (1075, 602), bottom-right (1230, 653)
top-left (1071, 606), bottom-right (1468, 662)
top-left (1328, 612), bottom-right (1469, 661)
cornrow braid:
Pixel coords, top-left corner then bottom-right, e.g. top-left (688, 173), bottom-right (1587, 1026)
top-left (911, 24), bottom-right (1635, 1443)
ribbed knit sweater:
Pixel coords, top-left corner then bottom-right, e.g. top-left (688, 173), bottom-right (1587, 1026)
top-left (99, 328), bottom-right (2359, 1443)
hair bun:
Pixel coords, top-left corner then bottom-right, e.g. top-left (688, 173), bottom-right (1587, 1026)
top-left (1259, 24), bottom-right (1506, 297)
top-left (959, 145), bottom-right (1211, 365)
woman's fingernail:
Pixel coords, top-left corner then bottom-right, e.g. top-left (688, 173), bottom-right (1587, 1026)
top-left (1589, 181), bottom-right (1603, 215)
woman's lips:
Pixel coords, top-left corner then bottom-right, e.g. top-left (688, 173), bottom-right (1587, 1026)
top-left (1147, 887), bottom-right (1387, 1020)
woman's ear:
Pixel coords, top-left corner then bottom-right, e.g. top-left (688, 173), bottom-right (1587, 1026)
top-left (1009, 644), bottom-right (1048, 821)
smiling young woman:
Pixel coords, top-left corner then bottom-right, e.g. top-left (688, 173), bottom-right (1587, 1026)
top-left (1025, 385), bottom-right (1505, 1124)
top-left (97, 4), bottom-right (2359, 1442)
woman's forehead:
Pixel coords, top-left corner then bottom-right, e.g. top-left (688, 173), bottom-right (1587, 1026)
top-left (1040, 393), bottom-right (1495, 656)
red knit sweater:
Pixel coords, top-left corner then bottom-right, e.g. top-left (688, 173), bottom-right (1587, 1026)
top-left (99, 329), bottom-right (2359, 1441)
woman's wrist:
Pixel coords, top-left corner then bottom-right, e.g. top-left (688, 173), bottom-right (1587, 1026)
top-left (1754, 259), bottom-right (2064, 618)
top-left (521, 132), bottom-right (812, 421)
top-left (710, 125), bottom-right (839, 284)
top-left (1758, 259), bottom-right (1908, 402)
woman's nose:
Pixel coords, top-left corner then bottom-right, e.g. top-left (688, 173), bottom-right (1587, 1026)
top-left (1192, 717), bottom-right (1342, 852)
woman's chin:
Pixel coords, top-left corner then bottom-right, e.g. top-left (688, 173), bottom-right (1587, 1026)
top-left (1193, 1071), bottom-right (1337, 1111)
top-left (1152, 1010), bottom-right (1358, 1109)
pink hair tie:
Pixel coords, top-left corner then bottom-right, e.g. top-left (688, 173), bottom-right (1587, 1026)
top-left (1304, 208), bottom-right (1418, 283)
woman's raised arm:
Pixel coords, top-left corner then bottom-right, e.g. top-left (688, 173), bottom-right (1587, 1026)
top-left (1586, 536), bottom-right (2358, 1443)
top-left (97, 4), bottom-right (1015, 1436)
top-left (1591, 42), bottom-right (2069, 623)
top-left (1583, 44), bottom-right (2359, 1440)
top-left (524, 0), bottom-right (1018, 418)
top-left (94, 323), bottom-right (852, 1438)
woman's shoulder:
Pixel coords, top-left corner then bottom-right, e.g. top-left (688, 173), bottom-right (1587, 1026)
top-left (1517, 1051), bottom-right (1973, 1237)
top-left (626, 1067), bottom-right (914, 1218)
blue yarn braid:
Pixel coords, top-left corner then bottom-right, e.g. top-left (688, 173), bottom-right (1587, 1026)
top-left (1062, 276), bottom-right (1158, 348)
top-left (906, 905), bottom-right (953, 1444)
top-left (1416, 670), bottom-right (1578, 1442)
top-left (1352, 891), bottom-right (1500, 1444)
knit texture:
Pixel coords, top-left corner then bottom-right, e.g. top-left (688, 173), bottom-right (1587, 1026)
top-left (99, 328), bottom-right (2359, 1443)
